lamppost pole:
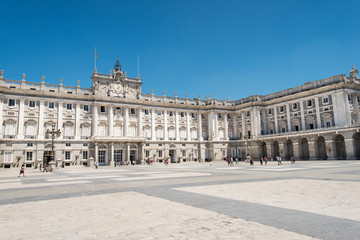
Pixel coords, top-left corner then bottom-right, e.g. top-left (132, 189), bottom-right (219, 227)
top-left (46, 123), bottom-right (61, 164)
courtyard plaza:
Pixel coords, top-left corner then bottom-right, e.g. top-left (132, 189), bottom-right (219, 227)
top-left (0, 160), bottom-right (359, 240)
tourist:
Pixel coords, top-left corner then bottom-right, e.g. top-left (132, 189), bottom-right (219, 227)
top-left (209, 158), bottom-right (213, 166)
top-left (276, 156), bottom-right (280, 165)
top-left (235, 157), bottom-right (238, 165)
top-left (291, 156), bottom-right (295, 164)
top-left (250, 158), bottom-right (254, 165)
top-left (95, 162), bottom-right (98, 169)
top-left (260, 157), bottom-right (263, 165)
top-left (39, 163), bottom-right (42, 172)
top-left (264, 156), bottom-right (268, 165)
top-left (18, 164), bottom-right (25, 177)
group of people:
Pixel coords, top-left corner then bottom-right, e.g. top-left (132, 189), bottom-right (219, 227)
top-left (249, 155), bottom-right (296, 166)
top-left (227, 157), bottom-right (239, 166)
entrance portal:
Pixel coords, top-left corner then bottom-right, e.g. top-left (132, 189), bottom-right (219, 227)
top-left (43, 151), bottom-right (52, 164)
top-left (300, 138), bottom-right (309, 160)
top-left (316, 137), bottom-right (327, 160)
top-left (169, 150), bottom-right (176, 163)
top-left (98, 150), bottom-right (106, 166)
top-left (130, 150), bottom-right (136, 163)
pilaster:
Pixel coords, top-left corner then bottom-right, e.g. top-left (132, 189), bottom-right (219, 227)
top-left (175, 111), bottom-right (180, 141)
top-left (151, 109), bottom-right (156, 140)
top-left (300, 100), bottom-right (306, 130)
top-left (92, 104), bottom-right (98, 137)
top-left (241, 112), bottom-right (245, 138)
top-left (232, 112), bottom-right (237, 139)
top-left (198, 111), bottom-right (203, 141)
top-left (108, 105), bottom-right (113, 137)
top-left (186, 112), bottom-right (191, 141)
top-left (274, 107), bottom-right (278, 133)
top-left (224, 112), bottom-right (228, 140)
top-left (110, 143), bottom-right (114, 166)
top-left (17, 99), bottom-right (25, 139)
top-left (138, 108), bottom-right (143, 137)
top-left (314, 97), bottom-right (321, 128)
top-left (75, 103), bottom-right (81, 139)
top-left (0, 98), bottom-right (3, 138)
top-left (286, 104), bottom-right (291, 131)
top-left (38, 100), bottom-right (45, 139)
top-left (164, 110), bottom-right (168, 140)
top-left (124, 107), bottom-right (129, 137)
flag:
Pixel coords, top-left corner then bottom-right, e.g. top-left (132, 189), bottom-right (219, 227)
top-left (95, 48), bottom-right (97, 60)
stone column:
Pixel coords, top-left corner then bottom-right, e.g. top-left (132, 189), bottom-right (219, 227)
top-left (214, 112), bottom-right (219, 140)
top-left (198, 111), bottom-right (202, 140)
top-left (299, 100), bottom-right (306, 130)
top-left (75, 103), bottom-right (81, 140)
top-left (186, 112), bottom-right (191, 141)
top-left (175, 111), bottom-right (180, 141)
top-left (92, 104), bottom-right (98, 137)
top-left (345, 139), bottom-right (355, 159)
top-left (293, 141), bottom-right (300, 159)
top-left (286, 104), bottom-right (291, 132)
top-left (251, 107), bottom-right (261, 137)
top-left (224, 113), bottom-right (228, 140)
top-left (279, 142), bottom-right (285, 159)
top-left (151, 109), bottom-right (156, 140)
top-left (17, 99), bottom-right (25, 139)
top-left (352, 94), bottom-right (360, 125)
top-left (332, 91), bottom-right (351, 127)
top-left (94, 143), bottom-right (98, 164)
top-left (108, 105), bottom-right (113, 137)
top-left (314, 97), bottom-right (321, 128)
top-left (138, 108), bottom-right (143, 137)
top-left (139, 143), bottom-right (144, 164)
top-left (261, 109), bottom-right (267, 135)
top-left (273, 107), bottom-right (278, 133)
top-left (126, 143), bottom-right (130, 162)
top-left (233, 112), bottom-right (238, 139)
top-left (38, 100), bottom-right (45, 139)
top-left (325, 140), bottom-right (335, 160)
top-left (164, 110), bottom-right (168, 140)
top-left (123, 107), bottom-right (129, 137)
top-left (0, 98), bottom-right (3, 138)
top-left (57, 102), bottom-right (63, 139)
top-left (207, 112), bottom-right (212, 140)
top-left (241, 112), bottom-right (246, 138)
top-left (266, 142), bottom-right (272, 159)
top-left (308, 141), bottom-right (317, 160)
top-left (110, 143), bottom-right (114, 166)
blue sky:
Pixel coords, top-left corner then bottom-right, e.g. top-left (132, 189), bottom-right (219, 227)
top-left (1, 0), bottom-right (360, 100)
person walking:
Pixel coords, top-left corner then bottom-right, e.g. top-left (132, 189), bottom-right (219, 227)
top-left (250, 158), bottom-right (254, 166)
top-left (264, 156), bottom-right (268, 165)
top-left (18, 164), bottom-right (25, 177)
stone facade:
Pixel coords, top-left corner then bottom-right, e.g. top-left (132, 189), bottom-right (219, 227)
top-left (0, 62), bottom-right (360, 168)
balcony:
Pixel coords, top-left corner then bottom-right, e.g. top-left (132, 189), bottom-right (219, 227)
top-left (4, 135), bottom-right (15, 139)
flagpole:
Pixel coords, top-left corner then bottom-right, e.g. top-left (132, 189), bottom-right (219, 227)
top-left (94, 47), bottom-right (97, 72)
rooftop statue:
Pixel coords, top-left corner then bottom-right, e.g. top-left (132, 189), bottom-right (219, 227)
top-left (350, 65), bottom-right (359, 78)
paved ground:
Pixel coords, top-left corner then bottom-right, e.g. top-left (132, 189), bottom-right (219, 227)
top-left (0, 160), bottom-right (359, 240)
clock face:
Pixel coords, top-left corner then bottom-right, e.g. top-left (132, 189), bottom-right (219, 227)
top-left (114, 84), bottom-right (122, 92)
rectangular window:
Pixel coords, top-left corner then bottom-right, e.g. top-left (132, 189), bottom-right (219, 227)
top-left (48, 102), bottom-right (54, 109)
top-left (326, 122), bottom-right (331, 127)
top-left (191, 113), bottom-right (196, 119)
top-left (158, 150), bottom-right (163, 158)
top-left (279, 106), bottom-right (284, 112)
top-left (65, 143), bottom-right (71, 146)
top-left (66, 103), bottom-right (72, 110)
top-left (100, 106), bottom-right (106, 113)
top-left (26, 152), bottom-right (33, 161)
top-left (82, 151), bottom-right (88, 160)
top-left (294, 126), bottom-right (299, 131)
top-left (29, 101), bottom-right (35, 108)
top-left (181, 112), bottom-right (185, 118)
top-left (83, 143), bottom-right (88, 146)
top-left (4, 152), bottom-right (13, 163)
top-left (145, 109), bottom-right (149, 115)
top-left (309, 123), bottom-right (314, 129)
top-left (65, 151), bottom-right (71, 160)
top-left (130, 108), bottom-right (136, 115)
top-left (218, 113), bottom-right (222, 119)
top-left (83, 105), bottom-right (89, 112)
top-left (292, 103), bottom-right (297, 110)
top-left (268, 109), bottom-right (272, 115)
top-left (145, 150), bottom-right (150, 158)
top-left (8, 99), bottom-right (15, 107)
top-left (307, 100), bottom-right (312, 107)
top-left (157, 110), bottom-right (162, 116)
top-left (246, 111), bottom-right (250, 117)
top-left (227, 114), bottom-right (231, 120)
top-left (323, 97), bottom-right (329, 104)
top-left (27, 143), bottom-right (33, 147)
top-left (202, 114), bottom-right (205, 119)
top-left (182, 150), bottom-right (186, 157)
top-left (169, 111), bottom-right (174, 117)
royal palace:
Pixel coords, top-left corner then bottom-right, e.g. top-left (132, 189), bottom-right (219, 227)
top-left (1, 60), bottom-right (360, 168)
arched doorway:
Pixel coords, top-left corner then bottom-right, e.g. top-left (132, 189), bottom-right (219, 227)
top-left (300, 138), bottom-right (309, 160)
top-left (285, 139), bottom-right (293, 160)
top-left (335, 135), bottom-right (346, 160)
top-left (43, 144), bottom-right (52, 164)
top-left (130, 145), bottom-right (137, 163)
top-left (169, 144), bottom-right (177, 163)
top-left (316, 137), bottom-right (327, 160)
top-left (273, 141), bottom-right (279, 159)
top-left (261, 142), bottom-right (267, 158)
top-left (353, 133), bottom-right (360, 160)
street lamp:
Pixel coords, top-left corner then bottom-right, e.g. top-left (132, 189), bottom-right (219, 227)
top-left (46, 123), bottom-right (61, 165)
